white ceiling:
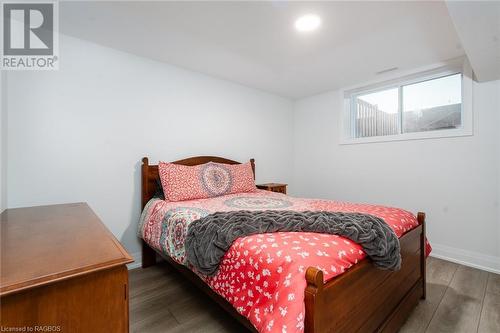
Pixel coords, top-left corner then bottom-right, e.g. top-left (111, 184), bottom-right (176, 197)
top-left (446, 1), bottom-right (500, 82)
top-left (60, 1), bottom-right (465, 99)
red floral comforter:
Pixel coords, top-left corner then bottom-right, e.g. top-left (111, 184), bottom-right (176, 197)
top-left (139, 190), bottom-right (429, 333)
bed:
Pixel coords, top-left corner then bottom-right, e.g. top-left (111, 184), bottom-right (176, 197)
top-left (139, 156), bottom-right (427, 333)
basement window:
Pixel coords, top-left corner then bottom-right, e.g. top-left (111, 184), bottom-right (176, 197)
top-left (341, 60), bottom-right (473, 144)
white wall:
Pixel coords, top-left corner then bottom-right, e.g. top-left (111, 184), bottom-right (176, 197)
top-left (6, 35), bottom-right (294, 264)
top-left (292, 80), bottom-right (500, 273)
top-left (0, 71), bottom-right (6, 213)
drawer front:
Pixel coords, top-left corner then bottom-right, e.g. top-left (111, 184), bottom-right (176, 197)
top-left (0, 266), bottom-right (129, 333)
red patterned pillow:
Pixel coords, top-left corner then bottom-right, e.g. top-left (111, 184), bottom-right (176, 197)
top-left (158, 161), bottom-right (256, 202)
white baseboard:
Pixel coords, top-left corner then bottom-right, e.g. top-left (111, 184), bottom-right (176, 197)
top-left (127, 251), bottom-right (142, 270)
top-left (430, 243), bottom-right (500, 274)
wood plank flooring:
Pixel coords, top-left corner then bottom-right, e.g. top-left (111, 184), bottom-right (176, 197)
top-left (129, 257), bottom-right (500, 332)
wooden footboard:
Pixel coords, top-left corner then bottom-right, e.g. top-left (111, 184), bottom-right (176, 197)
top-left (304, 213), bottom-right (426, 333)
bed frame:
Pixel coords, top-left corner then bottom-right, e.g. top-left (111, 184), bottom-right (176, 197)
top-left (140, 156), bottom-right (426, 333)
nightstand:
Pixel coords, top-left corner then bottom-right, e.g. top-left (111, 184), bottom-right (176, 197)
top-left (257, 183), bottom-right (287, 195)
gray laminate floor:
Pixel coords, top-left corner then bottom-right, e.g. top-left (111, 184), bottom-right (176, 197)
top-left (129, 257), bottom-right (500, 333)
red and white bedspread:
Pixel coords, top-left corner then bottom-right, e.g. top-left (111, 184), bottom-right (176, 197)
top-left (139, 190), bottom-right (430, 333)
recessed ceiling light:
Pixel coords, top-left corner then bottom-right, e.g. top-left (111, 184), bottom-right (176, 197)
top-left (295, 14), bottom-right (321, 32)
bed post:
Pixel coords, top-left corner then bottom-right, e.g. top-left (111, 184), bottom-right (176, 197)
top-left (304, 267), bottom-right (324, 333)
top-left (141, 157), bottom-right (150, 209)
top-left (142, 240), bottom-right (156, 268)
top-left (417, 212), bottom-right (426, 300)
top-left (141, 157), bottom-right (157, 268)
top-left (250, 158), bottom-right (255, 179)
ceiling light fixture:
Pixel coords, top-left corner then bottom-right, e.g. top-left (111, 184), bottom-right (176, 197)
top-left (295, 14), bottom-right (321, 32)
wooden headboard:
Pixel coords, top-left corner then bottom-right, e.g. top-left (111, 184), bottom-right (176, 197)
top-left (141, 156), bottom-right (255, 209)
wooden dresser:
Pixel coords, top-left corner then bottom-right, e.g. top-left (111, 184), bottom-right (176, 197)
top-left (0, 203), bottom-right (133, 333)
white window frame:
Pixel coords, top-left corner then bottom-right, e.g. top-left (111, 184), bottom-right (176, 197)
top-left (340, 58), bottom-right (473, 145)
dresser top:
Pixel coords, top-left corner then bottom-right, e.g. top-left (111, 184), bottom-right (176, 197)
top-left (0, 203), bottom-right (133, 296)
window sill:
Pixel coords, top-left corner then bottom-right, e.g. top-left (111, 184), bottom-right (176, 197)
top-left (339, 128), bottom-right (473, 145)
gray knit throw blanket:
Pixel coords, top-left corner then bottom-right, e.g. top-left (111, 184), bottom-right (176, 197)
top-left (185, 210), bottom-right (401, 276)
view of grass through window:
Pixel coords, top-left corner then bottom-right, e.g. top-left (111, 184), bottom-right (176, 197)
top-left (353, 73), bottom-right (462, 138)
